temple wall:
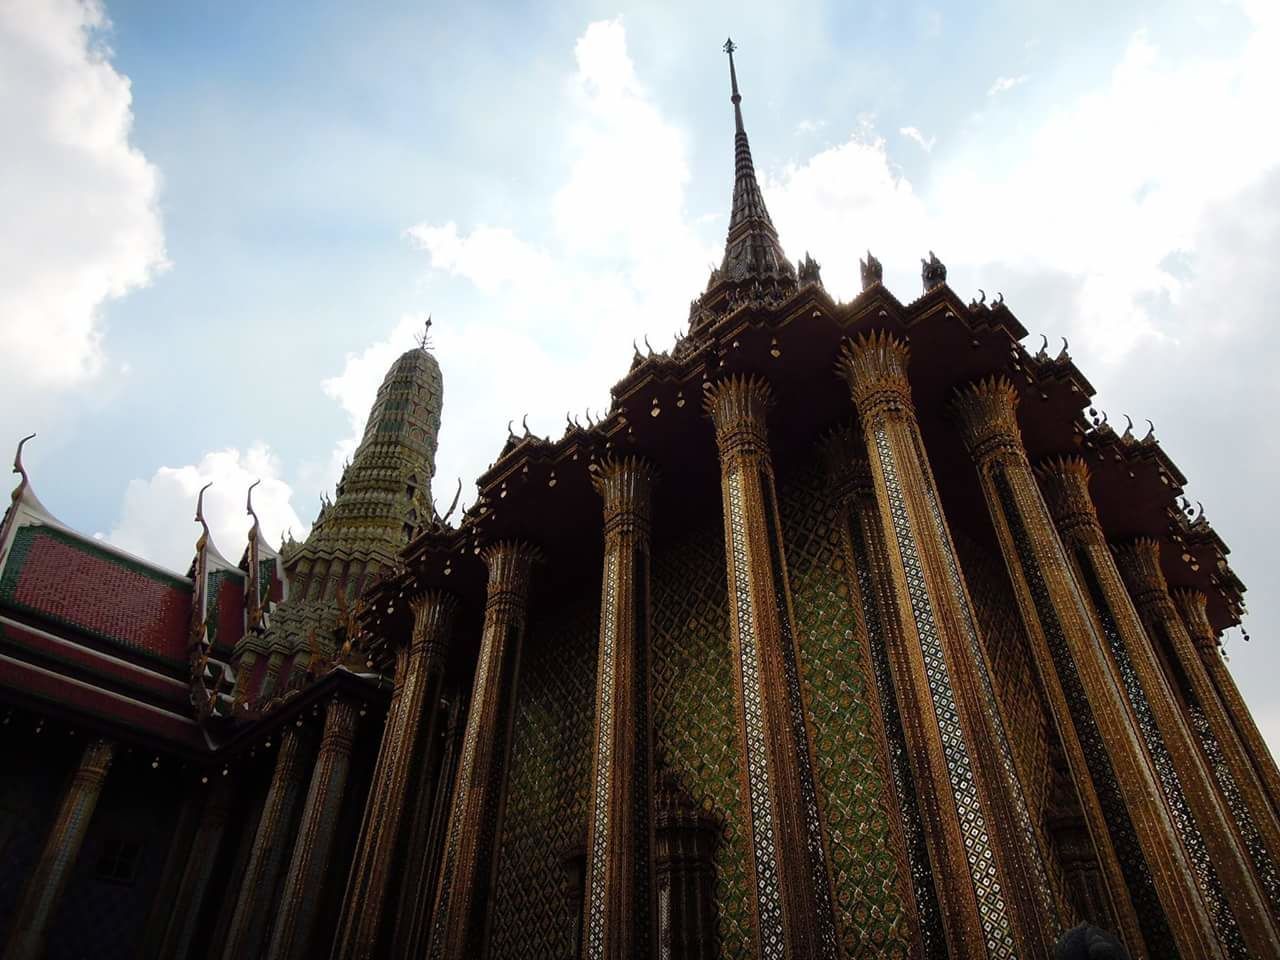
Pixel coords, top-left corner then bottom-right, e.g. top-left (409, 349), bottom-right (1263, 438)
top-left (489, 588), bottom-right (599, 958)
top-left (777, 462), bottom-right (915, 957)
top-left (953, 531), bottom-right (1075, 915)
top-left (46, 755), bottom-right (185, 960)
top-left (488, 448), bottom-right (919, 958)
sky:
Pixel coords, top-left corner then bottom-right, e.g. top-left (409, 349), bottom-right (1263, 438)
top-left (3, 0), bottom-right (1279, 754)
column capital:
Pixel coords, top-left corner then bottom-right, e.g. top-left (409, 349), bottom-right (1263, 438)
top-left (77, 737), bottom-right (115, 781)
top-left (592, 455), bottom-right (657, 542)
top-left (321, 695), bottom-right (361, 750)
top-left (1113, 537), bottom-right (1171, 614)
top-left (703, 374), bottom-right (772, 466)
top-left (480, 540), bottom-right (541, 614)
top-left (835, 330), bottom-right (912, 421)
top-left (1036, 455), bottom-right (1104, 548)
top-left (819, 424), bottom-right (873, 502)
top-left (408, 589), bottom-right (460, 669)
top-left (1172, 588), bottom-right (1220, 655)
top-left (951, 375), bottom-right (1024, 466)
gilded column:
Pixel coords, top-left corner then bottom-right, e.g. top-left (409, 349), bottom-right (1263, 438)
top-left (231, 648), bottom-right (260, 700)
top-left (3, 737), bottom-right (114, 960)
top-left (581, 456), bottom-right (659, 959)
top-left (393, 691), bottom-right (469, 960)
top-left (266, 696), bottom-right (361, 960)
top-left (156, 779), bottom-right (234, 960)
top-left (1176, 588), bottom-right (1280, 820)
top-left (821, 426), bottom-right (937, 958)
top-left (1156, 587), bottom-right (1280, 909)
top-left (704, 375), bottom-right (839, 960)
top-left (951, 377), bottom-right (1177, 958)
top-left (221, 724), bottom-right (315, 960)
top-left (427, 541), bottom-right (539, 958)
top-left (332, 589), bottom-right (456, 960)
top-left (1039, 457), bottom-right (1277, 957)
top-left (1114, 541), bottom-right (1280, 927)
top-left (835, 333), bottom-right (1058, 960)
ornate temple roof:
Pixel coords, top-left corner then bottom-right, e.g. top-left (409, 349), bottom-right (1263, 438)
top-left (715, 39), bottom-right (794, 288)
top-left (291, 335), bottom-right (443, 563)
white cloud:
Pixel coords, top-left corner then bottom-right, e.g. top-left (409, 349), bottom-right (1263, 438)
top-left (0, 0), bottom-right (166, 431)
top-left (105, 445), bottom-right (305, 573)
top-left (898, 125), bottom-right (936, 152)
top-left (404, 18), bottom-right (718, 504)
top-left (987, 74), bottom-right (1029, 96)
top-left (795, 118), bottom-right (826, 135)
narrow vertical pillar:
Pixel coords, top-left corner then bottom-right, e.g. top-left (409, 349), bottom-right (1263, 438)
top-left (951, 377), bottom-right (1177, 957)
top-left (1176, 588), bottom-right (1280, 820)
top-left (221, 724), bottom-right (315, 960)
top-left (821, 425), bottom-right (937, 957)
top-left (1114, 541), bottom-right (1280, 928)
top-left (1039, 457), bottom-right (1277, 957)
top-left (581, 456), bottom-right (659, 959)
top-left (427, 541), bottom-right (539, 958)
top-left (259, 648), bottom-right (286, 700)
top-left (834, 333), bottom-right (1059, 960)
top-left (3, 737), bottom-right (114, 960)
top-left (140, 781), bottom-right (204, 958)
top-left (394, 691), bottom-right (468, 960)
top-left (1158, 587), bottom-right (1280, 910)
top-left (266, 696), bottom-right (361, 960)
top-left (704, 375), bottom-right (839, 960)
top-left (231, 649), bottom-right (260, 700)
top-left (332, 589), bottom-right (455, 960)
top-left (157, 779), bottom-right (234, 960)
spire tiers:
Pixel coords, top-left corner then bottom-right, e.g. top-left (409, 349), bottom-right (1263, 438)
top-left (714, 39), bottom-right (794, 290)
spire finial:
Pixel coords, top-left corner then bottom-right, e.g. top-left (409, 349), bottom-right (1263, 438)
top-left (704, 38), bottom-right (794, 295)
top-left (723, 38), bottom-right (744, 133)
top-left (416, 314), bottom-right (433, 351)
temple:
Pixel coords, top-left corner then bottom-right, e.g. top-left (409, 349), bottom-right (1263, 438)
top-left (1, 42), bottom-right (1277, 960)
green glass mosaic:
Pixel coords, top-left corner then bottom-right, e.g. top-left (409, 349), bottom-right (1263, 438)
top-left (776, 463), bottom-right (914, 958)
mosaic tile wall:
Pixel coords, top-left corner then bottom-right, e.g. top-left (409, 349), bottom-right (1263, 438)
top-left (489, 456), bottom-right (922, 959)
top-left (489, 591), bottom-right (599, 958)
top-left (650, 516), bottom-right (753, 959)
top-left (952, 534), bottom-right (1055, 831)
top-left (953, 529), bottom-right (1076, 921)
top-left (776, 464), bottom-right (915, 957)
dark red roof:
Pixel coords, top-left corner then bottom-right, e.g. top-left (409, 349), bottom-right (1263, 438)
top-left (0, 526), bottom-right (191, 666)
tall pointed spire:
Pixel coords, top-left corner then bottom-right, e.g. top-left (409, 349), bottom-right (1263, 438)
top-left (717, 39), bottom-right (793, 285)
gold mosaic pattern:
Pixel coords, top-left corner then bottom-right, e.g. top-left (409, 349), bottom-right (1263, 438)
top-left (776, 464), bottom-right (916, 957)
top-left (585, 552), bottom-right (619, 956)
top-left (872, 424), bottom-right (1016, 960)
top-left (725, 470), bottom-right (786, 959)
top-left (651, 522), bottom-right (754, 960)
top-left (489, 596), bottom-right (599, 959)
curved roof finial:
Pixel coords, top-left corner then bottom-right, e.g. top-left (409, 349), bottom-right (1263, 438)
top-left (194, 481), bottom-right (213, 542)
top-left (442, 478), bottom-right (463, 524)
top-left (246, 478), bottom-right (262, 532)
top-left (11, 433), bottom-right (35, 496)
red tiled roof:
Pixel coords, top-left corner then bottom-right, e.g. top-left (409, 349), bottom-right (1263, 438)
top-left (0, 526), bottom-right (191, 666)
top-left (211, 571), bottom-right (245, 655)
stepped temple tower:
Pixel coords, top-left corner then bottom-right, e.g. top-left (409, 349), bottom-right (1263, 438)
top-left (1, 42), bottom-right (1276, 960)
